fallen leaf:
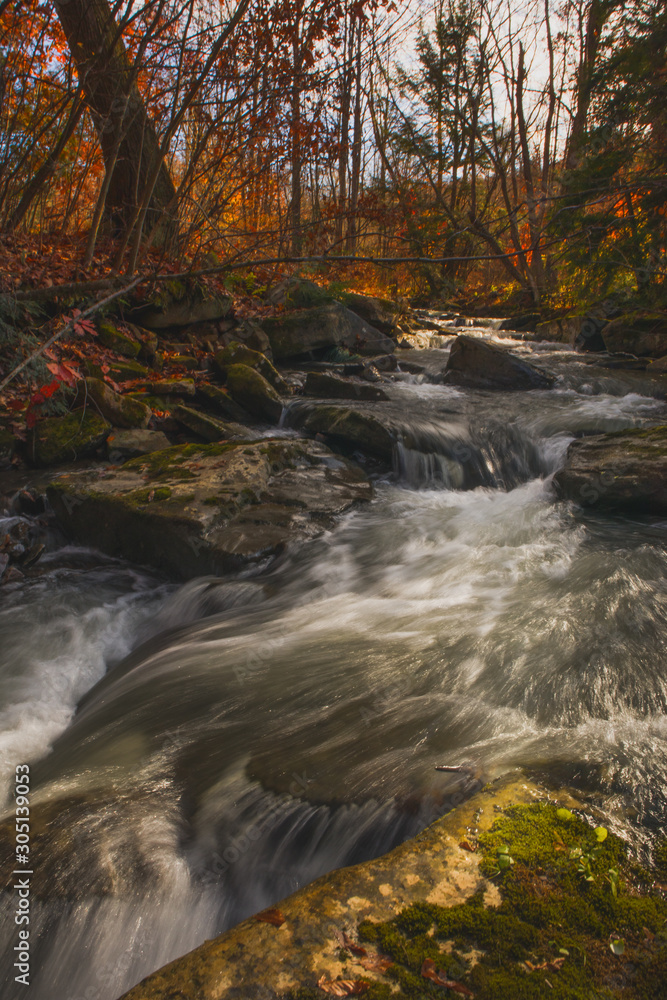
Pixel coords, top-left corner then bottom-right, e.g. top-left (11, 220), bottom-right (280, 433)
top-left (343, 932), bottom-right (367, 956)
top-left (253, 907), bottom-right (285, 927)
top-left (360, 953), bottom-right (393, 973)
top-left (317, 976), bottom-right (368, 996)
top-left (421, 958), bottom-right (474, 995)
top-left (459, 840), bottom-right (476, 852)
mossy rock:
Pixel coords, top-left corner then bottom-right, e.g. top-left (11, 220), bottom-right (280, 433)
top-left (47, 439), bottom-right (371, 578)
top-left (225, 363), bottom-right (284, 422)
top-left (266, 277), bottom-right (333, 309)
top-left (196, 382), bottom-right (251, 423)
top-left (27, 410), bottom-right (110, 466)
top-left (164, 354), bottom-right (200, 371)
top-left (262, 303), bottom-right (395, 361)
top-left (86, 358), bottom-right (150, 383)
top-left (96, 320), bottom-right (141, 358)
top-left (172, 403), bottom-right (251, 443)
top-left (77, 377), bottom-right (151, 429)
top-left (286, 402), bottom-right (395, 462)
top-left (214, 342), bottom-right (289, 393)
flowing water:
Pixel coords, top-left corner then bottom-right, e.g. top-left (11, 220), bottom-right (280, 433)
top-left (1, 321), bottom-right (667, 999)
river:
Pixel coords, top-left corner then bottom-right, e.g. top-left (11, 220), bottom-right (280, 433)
top-left (1, 320), bottom-right (666, 999)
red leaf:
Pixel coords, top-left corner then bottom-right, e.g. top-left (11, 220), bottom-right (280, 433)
top-left (343, 932), bottom-right (367, 957)
top-left (7, 399), bottom-right (25, 411)
top-left (26, 411), bottom-right (38, 429)
top-left (360, 954), bottom-right (393, 973)
top-left (421, 959), bottom-right (474, 996)
top-left (317, 976), bottom-right (368, 996)
top-left (253, 907), bottom-right (285, 927)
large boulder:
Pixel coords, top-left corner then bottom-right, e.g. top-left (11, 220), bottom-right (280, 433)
top-left (535, 313), bottom-right (607, 351)
top-left (213, 342), bottom-right (289, 394)
top-left (266, 276), bottom-right (332, 308)
top-left (46, 439), bottom-right (372, 578)
top-left (261, 302), bottom-right (396, 361)
top-left (553, 424), bottom-right (667, 515)
top-left (76, 377), bottom-right (151, 429)
top-left (225, 364), bottom-right (284, 422)
top-left (443, 335), bottom-right (555, 390)
top-left (339, 292), bottom-right (398, 335)
top-left (27, 411), bottom-right (110, 466)
top-left (286, 402), bottom-right (395, 462)
top-left (304, 371), bottom-right (389, 402)
top-left (131, 281), bottom-right (233, 330)
top-left (602, 312), bottom-right (667, 357)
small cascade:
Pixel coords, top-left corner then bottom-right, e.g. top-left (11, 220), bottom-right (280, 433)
top-left (393, 418), bottom-right (549, 490)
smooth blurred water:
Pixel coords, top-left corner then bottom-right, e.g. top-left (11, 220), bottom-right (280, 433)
top-left (1, 329), bottom-right (666, 1000)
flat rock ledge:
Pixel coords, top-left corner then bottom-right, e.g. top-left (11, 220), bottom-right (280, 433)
top-left (553, 424), bottom-right (667, 515)
top-left (47, 438), bottom-right (372, 579)
top-left (117, 775), bottom-right (574, 1000)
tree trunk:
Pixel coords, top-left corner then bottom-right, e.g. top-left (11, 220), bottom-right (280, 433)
top-left (53, 0), bottom-right (177, 238)
top-left (564, 0), bottom-right (607, 171)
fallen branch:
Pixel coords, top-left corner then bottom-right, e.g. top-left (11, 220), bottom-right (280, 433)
top-left (0, 278), bottom-right (142, 394)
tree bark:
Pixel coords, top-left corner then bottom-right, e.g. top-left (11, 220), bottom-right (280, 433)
top-left (52, 0), bottom-right (177, 238)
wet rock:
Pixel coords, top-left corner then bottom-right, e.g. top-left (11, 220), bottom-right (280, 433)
top-left (116, 775), bottom-right (573, 1000)
top-left (172, 404), bottom-right (252, 442)
top-left (47, 439), bottom-right (372, 578)
top-left (196, 382), bottom-right (252, 423)
top-left (76, 377), bottom-right (152, 429)
top-left (213, 342), bottom-right (289, 394)
top-left (553, 424), bottom-right (667, 515)
top-left (107, 429), bottom-right (172, 461)
top-left (443, 335), bottom-right (556, 390)
top-left (602, 311), bottom-right (667, 357)
top-left (535, 313), bottom-right (608, 351)
top-left (132, 282), bottom-right (233, 329)
top-left (339, 291), bottom-right (398, 335)
top-left (649, 354), bottom-right (667, 373)
top-left (27, 410), bottom-right (111, 466)
top-left (96, 320), bottom-right (141, 358)
top-left (10, 488), bottom-right (45, 516)
top-left (286, 402), bottom-right (395, 462)
top-left (304, 371), bottom-right (389, 402)
top-left (261, 302), bottom-right (396, 361)
top-left (225, 364), bottom-right (284, 422)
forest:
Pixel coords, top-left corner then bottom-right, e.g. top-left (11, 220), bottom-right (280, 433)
top-left (1, 4), bottom-right (667, 1000)
top-left (0, 0), bottom-right (664, 309)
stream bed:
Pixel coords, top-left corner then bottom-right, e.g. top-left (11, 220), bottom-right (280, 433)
top-left (1, 321), bottom-right (666, 999)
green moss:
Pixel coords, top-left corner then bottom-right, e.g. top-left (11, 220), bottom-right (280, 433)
top-left (28, 410), bottom-right (110, 467)
top-left (129, 486), bottom-right (173, 504)
top-left (97, 321), bottom-right (141, 358)
top-left (123, 442), bottom-right (234, 479)
top-left (353, 803), bottom-right (667, 1000)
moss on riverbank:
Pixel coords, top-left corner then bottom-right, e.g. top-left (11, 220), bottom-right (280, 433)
top-left (285, 803), bottom-right (667, 1000)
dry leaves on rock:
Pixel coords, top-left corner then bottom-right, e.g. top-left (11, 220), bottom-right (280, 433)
top-left (421, 958), bottom-right (475, 996)
top-left (317, 975), bottom-right (368, 996)
top-left (253, 907), bottom-right (285, 927)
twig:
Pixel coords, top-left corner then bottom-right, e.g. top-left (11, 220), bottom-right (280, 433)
top-left (0, 278), bottom-right (142, 394)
